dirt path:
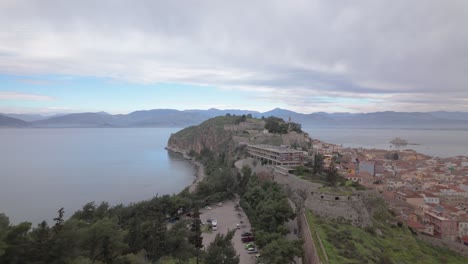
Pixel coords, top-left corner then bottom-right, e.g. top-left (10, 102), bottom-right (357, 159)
top-left (189, 160), bottom-right (205, 193)
top-left (199, 199), bottom-right (256, 264)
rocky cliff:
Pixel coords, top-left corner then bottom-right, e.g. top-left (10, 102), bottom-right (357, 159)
top-left (167, 116), bottom-right (239, 158)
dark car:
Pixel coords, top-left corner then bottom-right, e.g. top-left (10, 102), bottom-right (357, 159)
top-left (241, 232), bottom-right (253, 237)
top-left (241, 236), bottom-right (255, 243)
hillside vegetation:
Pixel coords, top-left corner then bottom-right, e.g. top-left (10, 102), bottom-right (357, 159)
top-left (306, 210), bottom-right (467, 264)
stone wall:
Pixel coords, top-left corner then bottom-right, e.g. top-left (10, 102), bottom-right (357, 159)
top-left (298, 210), bottom-right (322, 264)
top-left (237, 158), bottom-right (374, 227)
top-left (305, 192), bottom-right (372, 227)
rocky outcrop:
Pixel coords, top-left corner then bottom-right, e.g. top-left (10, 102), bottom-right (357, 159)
top-left (167, 116), bottom-right (239, 158)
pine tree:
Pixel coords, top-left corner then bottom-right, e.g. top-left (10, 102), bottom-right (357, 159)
top-left (189, 206), bottom-right (203, 264)
top-left (205, 230), bottom-right (239, 264)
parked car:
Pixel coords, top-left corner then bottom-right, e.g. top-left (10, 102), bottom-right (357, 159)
top-left (241, 232), bottom-right (253, 237)
top-left (244, 243), bottom-right (255, 250)
top-left (236, 224), bottom-right (240, 229)
top-left (241, 236), bottom-right (254, 243)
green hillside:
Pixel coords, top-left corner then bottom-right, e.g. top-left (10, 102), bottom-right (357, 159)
top-left (306, 211), bottom-right (468, 264)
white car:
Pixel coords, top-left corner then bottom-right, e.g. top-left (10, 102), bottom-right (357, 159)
top-left (212, 219), bottom-right (218, 231)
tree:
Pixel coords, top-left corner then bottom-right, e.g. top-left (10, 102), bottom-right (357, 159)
top-left (81, 218), bottom-right (127, 263)
top-left (48, 219), bottom-right (82, 263)
top-left (189, 206), bottom-right (203, 264)
top-left (126, 215), bottom-right (144, 253)
top-left (289, 122), bottom-right (302, 133)
top-left (73, 202), bottom-right (96, 224)
top-left (255, 197), bottom-right (295, 233)
top-left (29, 221), bottom-right (52, 262)
top-left (2, 222), bottom-right (32, 263)
top-left (313, 153), bottom-right (324, 174)
top-left (0, 213), bottom-right (9, 257)
top-left (167, 221), bottom-right (195, 263)
top-left (205, 230), bottom-right (239, 264)
top-left (95, 202), bottom-right (110, 220)
top-left (53, 208), bottom-right (65, 233)
top-left (264, 116), bottom-right (288, 134)
top-left (261, 239), bottom-right (303, 264)
top-left (141, 218), bottom-right (167, 261)
top-left (326, 162), bottom-right (339, 187)
top-left (238, 166), bottom-right (253, 194)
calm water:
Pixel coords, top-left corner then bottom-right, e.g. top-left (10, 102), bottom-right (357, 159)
top-left (0, 128), bottom-right (195, 224)
top-left (304, 128), bottom-right (468, 158)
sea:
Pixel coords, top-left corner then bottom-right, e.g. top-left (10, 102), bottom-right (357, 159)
top-left (1, 127), bottom-right (467, 225)
top-left (0, 128), bottom-right (196, 225)
top-left (303, 127), bottom-right (468, 158)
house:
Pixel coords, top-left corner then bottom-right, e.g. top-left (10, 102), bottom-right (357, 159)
top-left (425, 211), bottom-right (458, 241)
top-left (458, 217), bottom-right (468, 241)
top-left (386, 179), bottom-right (405, 190)
top-left (346, 171), bottom-right (373, 186)
top-left (420, 192), bottom-right (440, 204)
top-left (358, 161), bottom-right (375, 176)
top-left (407, 219), bottom-right (434, 236)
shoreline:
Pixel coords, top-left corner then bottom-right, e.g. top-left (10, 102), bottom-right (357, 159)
top-left (165, 146), bottom-right (205, 193)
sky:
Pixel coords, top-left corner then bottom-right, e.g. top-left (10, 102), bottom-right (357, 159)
top-left (0, 0), bottom-right (467, 114)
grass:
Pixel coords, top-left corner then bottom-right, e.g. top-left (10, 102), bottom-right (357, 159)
top-left (305, 212), bottom-right (327, 262)
top-left (305, 210), bottom-right (468, 264)
top-left (202, 224), bottom-right (212, 233)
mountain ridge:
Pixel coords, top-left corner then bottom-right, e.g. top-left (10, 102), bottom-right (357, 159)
top-left (0, 114), bottom-right (30, 127)
top-left (2, 108), bottom-right (468, 129)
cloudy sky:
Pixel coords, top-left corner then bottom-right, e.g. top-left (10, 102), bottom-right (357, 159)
top-left (0, 0), bottom-right (467, 114)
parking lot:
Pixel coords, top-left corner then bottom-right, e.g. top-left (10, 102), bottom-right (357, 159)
top-left (199, 198), bottom-right (256, 264)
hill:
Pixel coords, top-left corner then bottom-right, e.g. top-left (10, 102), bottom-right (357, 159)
top-left (168, 115), bottom-right (468, 263)
top-left (0, 114), bottom-right (30, 127)
top-left (32, 112), bottom-right (115, 127)
top-left (306, 210), bottom-right (467, 263)
top-left (2, 108), bottom-right (468, 129)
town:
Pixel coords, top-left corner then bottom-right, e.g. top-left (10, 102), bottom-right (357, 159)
top-left (311, 138), bottom-right (468, 246)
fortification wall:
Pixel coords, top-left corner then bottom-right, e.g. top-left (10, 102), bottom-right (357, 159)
top-left (271, 166), bottom-right (374, 226)
top-left (304, 192), bottom-right (372, 227)
top-left (236, 158), bottom-right (374, 227)
top-left (298, 210), bottom-right (322, 264)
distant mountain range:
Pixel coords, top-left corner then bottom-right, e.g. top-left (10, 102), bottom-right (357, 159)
top-left (2, 108), bottom-right (468, 129)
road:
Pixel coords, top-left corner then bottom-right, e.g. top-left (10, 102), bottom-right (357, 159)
top-left (199, 199), bottom-right (256, 264)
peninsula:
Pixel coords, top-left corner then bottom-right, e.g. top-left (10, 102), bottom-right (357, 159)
top-left (168, 114), bottom-right (468, 263)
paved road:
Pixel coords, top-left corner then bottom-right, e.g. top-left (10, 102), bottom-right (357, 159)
top-left (199, 199), bottom-right (256, 264)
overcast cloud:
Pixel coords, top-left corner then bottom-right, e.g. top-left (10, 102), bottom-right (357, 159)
top-left (0, 0), bottom-right (467, 112)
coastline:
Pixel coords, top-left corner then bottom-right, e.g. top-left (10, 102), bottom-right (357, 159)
top-left (165, 146), bottom-right (205, 193)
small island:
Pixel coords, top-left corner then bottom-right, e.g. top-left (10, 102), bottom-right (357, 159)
top-left (390, 137), bottom-right (408, 146)
top-left (390, 137), bottom-right (420, 146)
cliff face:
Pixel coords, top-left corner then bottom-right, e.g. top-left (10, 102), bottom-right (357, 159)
top-left (167, 116), bottom-right (238, 157)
